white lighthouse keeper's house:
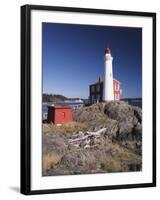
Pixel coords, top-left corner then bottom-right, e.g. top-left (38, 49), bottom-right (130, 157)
top-left (103, 48), bottom-right (114, 101)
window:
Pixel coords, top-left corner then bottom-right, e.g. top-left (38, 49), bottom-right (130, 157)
top-left (91, 95), bottom-right (94, 101)
top-left (97, 94), bottom-right (100, 100)
top-left (91, 85), bottom-right (95, 92)
top-left (96, 84), bottom-right (100, 92)
top-left (115, 93), bottom-right (119, 100)
top-left (117, 84), bottom-right (119, 90)
top-left (114, 83), bottom-right (119, 91)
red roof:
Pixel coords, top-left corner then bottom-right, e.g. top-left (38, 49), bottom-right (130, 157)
top-left (113, 79), bottom-right (121, 84)
top-left (90, 78), bottom-right (120, 86)
top-left (105, 48), bottom-right (112, 55)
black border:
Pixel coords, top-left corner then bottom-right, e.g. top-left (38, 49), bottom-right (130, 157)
top-left (20, 4), bottom-right (156, 195)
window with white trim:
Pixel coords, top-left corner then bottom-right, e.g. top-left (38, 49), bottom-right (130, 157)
top-left (91, 85), bottom-right (95, 92)
top-left (96, 84), bottom-right (100, 92)
top-left (115, 93), bottom-right (119, 100)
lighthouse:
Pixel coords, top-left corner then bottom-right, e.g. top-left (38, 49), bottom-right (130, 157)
top-left (103, 48), bottom-right (114, 101)
top-left (89, 48), bottom-right (121, 103)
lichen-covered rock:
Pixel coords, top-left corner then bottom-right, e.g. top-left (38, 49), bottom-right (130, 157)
top-left (42, 132), bottom-right (67, 155)
top-left (73, 101), bottom-right (142, 143)
top-left (133, 122), bottom-right (142, 136)
top-left (104, 101), bottom-right (135, 122)
top-left (43, 101), bottom-right (142, 176)
top-left (133, 107), bottom-right (142, 123)
top-left (73, 104), bottom-right (106, 123)
top-left (47, 149), bottom-right (103, 175)
top-left (46, 144), bottom-right (142, 175)
top-left (119, 121), bottom-right (134, 136)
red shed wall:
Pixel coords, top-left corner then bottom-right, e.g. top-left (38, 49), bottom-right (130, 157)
top-left (54, 108), bottom-right (72, 124)
top-left (47, 106), bottom-right (73, 124)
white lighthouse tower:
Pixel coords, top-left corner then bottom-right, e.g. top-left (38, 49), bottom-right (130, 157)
top-left (103, 48), bottom-right (114, 101)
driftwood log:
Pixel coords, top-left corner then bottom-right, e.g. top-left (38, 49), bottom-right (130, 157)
top-left (68, 128), bottom-right (107, 149)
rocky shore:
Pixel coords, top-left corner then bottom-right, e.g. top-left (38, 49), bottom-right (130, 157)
top-left (42, 101), bottom-right (142, 176)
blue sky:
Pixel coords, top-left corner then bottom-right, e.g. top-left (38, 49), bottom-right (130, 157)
top-left (42, 23), bottom-right (142, 99)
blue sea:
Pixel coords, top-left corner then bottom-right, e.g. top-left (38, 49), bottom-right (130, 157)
top-left (42, 100), bottom-right (142, 119)
top-left (124, 101), bottom-right (142, 108)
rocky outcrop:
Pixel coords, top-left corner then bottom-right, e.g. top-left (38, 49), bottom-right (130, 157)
top-left (73, 103), bottom-right (106, 123)
top-left (43, 101), bottom-right (142, 176)
top-left (43, 127), bottom-right (68, 155)
top-left (73, 101), bottom-right (142, 154)
top-left (47, 150), bottom-right (103, 175)
top-left (47, 144), bottom-right (142, 176)
top-left (104, 101), bottom-right (137, 122)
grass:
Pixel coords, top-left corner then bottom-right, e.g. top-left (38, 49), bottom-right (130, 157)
top-left (42, 153), bottom-right (62, 175)
top-left (42, 142), bottom-right (141, 174)
top-left (43, 121), bottom-right (89, 138)
top-left (100, 157), bottom-right (122, 172)
top-left (99, 143), bottom-right (141, 172)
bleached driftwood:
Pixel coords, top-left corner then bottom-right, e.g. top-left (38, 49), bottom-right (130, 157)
top-left (68, 128), bottom-right (107, 148)
top-left (86, 128), bottom-right (107, 136)
top-left (68, 135), bottom-right (88, 143)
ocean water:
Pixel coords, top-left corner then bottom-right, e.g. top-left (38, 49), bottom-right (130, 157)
top-left (125, 101), bottom-right (142, 108)
top-left (42, 100), bottom-right (142, 119)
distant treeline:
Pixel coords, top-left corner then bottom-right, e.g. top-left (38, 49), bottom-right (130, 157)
top-left (43, 94), bottom-right (68, 102)
top-left (43, 93), bottom-right (82, 102)
top-left (121, 97), bottom-right (142, 102)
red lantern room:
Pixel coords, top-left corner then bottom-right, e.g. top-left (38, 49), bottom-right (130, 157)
top-left (105, 47), bottom-right (112, 55)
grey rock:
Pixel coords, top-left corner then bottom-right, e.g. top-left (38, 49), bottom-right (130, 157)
top-left (49, 150), bottom-right (100, 175)
top-left (133, 107), bottom-right (142, 123)
top-left (42, 133), bottom-right (67, 155)
top-left (104, 101), bottom-right (135, 122)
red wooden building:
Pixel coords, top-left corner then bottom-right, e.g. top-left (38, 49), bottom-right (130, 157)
top-left (89, 77), bottom-right (121, 104)
top-left (113, 79), bottom-right (121, 100)
top-left (47, 105), bottom-right (72, 125)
